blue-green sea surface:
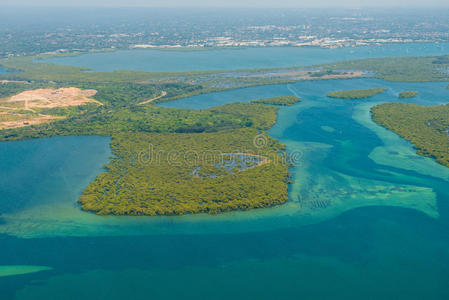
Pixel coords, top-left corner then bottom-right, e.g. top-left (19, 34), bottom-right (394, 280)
top-left (0, 66), bottom-right (8, 74)
top-left (1, 74), bottom-right (449, 297)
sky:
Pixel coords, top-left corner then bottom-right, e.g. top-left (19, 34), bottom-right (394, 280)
top-left (2, 0), bottom-right (449, 8)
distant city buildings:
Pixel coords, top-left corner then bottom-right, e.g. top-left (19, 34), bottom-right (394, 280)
top-left (1, 9), bottom-right (449, 57)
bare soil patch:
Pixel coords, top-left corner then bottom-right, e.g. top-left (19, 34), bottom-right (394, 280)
top-left (0, 87), bottom-right (101, 129)
top-left (138, 91), bottom-right (167, 105)
top-left (7, 87), bottom-right (101, 109)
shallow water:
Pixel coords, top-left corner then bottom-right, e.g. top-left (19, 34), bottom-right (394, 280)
top-left (41, 43), bottom-right (449, 72)
top-left (1, 67), bottom-right (449, 298)
top-left (0, 66), bottom-right (10, 74)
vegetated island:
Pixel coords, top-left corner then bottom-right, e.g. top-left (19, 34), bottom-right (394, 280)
top-left (371, 102), bottom-right (449, 168)
top-left (80, 126), bottom-right (289, 216)
top-left (0, 82), bottom-right (290, 216)
top-left (250, 96), bottom-right (301, 106)
top-left (399, 91), bottom-right (419, 98)
top-left (1, 53), bottom-right (449, 216)
top-left (319, 55), bottom-right (449, 82)
top-left (327, 88), bottom-right (386, 99)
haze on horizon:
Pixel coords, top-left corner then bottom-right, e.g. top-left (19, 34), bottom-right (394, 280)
top-left (2, 0), bottom-right (449, 8)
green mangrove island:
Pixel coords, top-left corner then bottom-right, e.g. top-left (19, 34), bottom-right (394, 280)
top-left (399, 91), bottom-right (419, 98)
top-left (371, 103), bottom-right (449, 168)
top-left (250, 96), bottom-right (301, 106)
top-left (79, 127), bottom-right (289, 216)
top-left (327, 88), bottom-right (386, 99)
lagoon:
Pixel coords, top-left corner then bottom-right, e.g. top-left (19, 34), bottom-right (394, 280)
top-left (41, 43), bottom-right (449, 72)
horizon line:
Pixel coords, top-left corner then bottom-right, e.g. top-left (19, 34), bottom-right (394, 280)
top-left (3, 4), bottom-right (449, 9)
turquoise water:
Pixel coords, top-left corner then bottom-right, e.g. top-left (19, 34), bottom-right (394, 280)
top-left (41, 43), bottom-right (449, 72)
top-left (2, 50), bottom-right (449, 298)
top-left (0, 136), bottom-right (111, 216)
top-left (0, 66), bottom-right (10, 74)
top-left (1, 78), bottom-right (449, 299)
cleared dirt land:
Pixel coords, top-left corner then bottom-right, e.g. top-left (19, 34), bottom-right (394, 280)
top-left (0, 87), bottom-right (101, 129)
top-left (7, 87), bottom-right (101, 109)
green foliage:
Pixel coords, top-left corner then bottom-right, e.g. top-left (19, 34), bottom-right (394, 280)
top-left (208, 102), bottom-right (279, 130)
top-left (1, 81), bottom-right (257, 141)
top-left (77, 82), bottom-right (202, 107)
top-left (1, 57), bottom-right (153, 83)
top-left (327, 88), bottom-right (386, 99)
top-left (319, 56), bottom-right (449, 82)
top-left (0, 82), bottom-right (288, 216)
top-left (2, 54), bottom-right (449, 102)
top-left (250, 96), bottom-right (301, 106)
top-left (398, 91), bottom-right (419, 98)
top-left (371, 103), bottom-right (449, 168)
top-left (78, 128), bottom-right (289, 216)
top-left (0, 81), bottom-right (57, 99)
top-left (0, 104), bottom-right (261, 141)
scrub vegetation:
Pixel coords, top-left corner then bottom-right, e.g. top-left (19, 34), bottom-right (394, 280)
top-left (399, 91), bottom-right (419, 98)
top-left (1, 54), bottom-right (449, 102)
top-left (79, 128), bottom-right (289, 216)
top-left (250, 96), bottom-right (300, 106)
top-left (319, 55), bottom-right (449, 82)
top-left (371, 102), bottom-right (449, 168)
top-left (0, 78), bottom-right (290, 215)
top-left (327, 88), bottom-right (386, 99)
